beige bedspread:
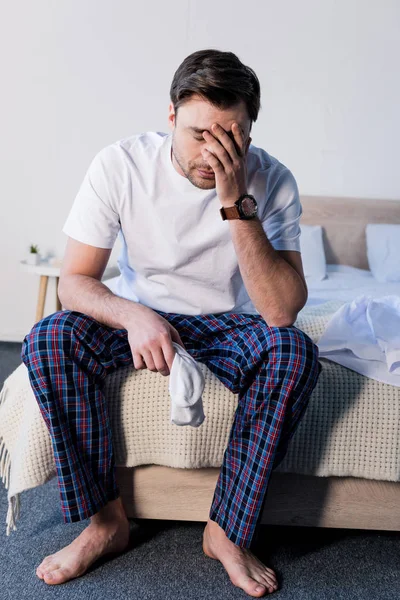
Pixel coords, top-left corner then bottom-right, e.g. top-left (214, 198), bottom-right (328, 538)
top-left (1, 300), bottom-right (399, 536)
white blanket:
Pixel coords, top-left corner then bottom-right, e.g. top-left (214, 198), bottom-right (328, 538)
top-left (317, 294), bottom-right (400, 386)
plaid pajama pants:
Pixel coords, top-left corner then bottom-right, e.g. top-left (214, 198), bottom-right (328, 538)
top-left (21, 308), bottom-right (322, 548)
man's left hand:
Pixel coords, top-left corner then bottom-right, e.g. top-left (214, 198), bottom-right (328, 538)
top-left (201, 122), bottom-right (252, 207)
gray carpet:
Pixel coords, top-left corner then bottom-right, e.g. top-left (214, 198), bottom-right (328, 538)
top-left (1, 340), bottom-right (399, 599)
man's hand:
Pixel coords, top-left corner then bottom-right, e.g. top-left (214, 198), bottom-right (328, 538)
top-left (125, 305), bottom-right (186, 377)
top-left (201, 122), bottom-right (252, 206)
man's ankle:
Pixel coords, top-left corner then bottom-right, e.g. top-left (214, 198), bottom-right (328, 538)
top-left (90, 496), bottom-right (128, 526)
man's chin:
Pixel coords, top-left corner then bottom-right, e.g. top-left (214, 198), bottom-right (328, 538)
top-left (189, 171), bottom-right (216, 190)
top-left (195, 179), bottom-right (215, 190)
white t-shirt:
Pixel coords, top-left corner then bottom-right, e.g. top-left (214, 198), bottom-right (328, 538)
top-left (62, 131), bottom-right (302, 315)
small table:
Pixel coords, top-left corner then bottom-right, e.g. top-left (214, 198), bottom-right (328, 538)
top-left (20, 259), bottom-right (118, 324)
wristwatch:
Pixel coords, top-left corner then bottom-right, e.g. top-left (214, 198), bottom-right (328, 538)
top-left (220, 194), bottom-right (258, 221)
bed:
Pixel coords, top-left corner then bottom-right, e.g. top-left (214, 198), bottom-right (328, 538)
top-left (1, 195), bottom-right (399, 536)
top-left (111, 194), bottom-right (400, 531)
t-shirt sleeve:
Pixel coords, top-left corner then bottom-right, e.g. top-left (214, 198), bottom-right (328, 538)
top-left (260, 168), bottom-right (302, 252)
top-left (62, 145), bottom-right (121, 249)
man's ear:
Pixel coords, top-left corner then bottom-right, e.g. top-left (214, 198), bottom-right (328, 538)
top-left (168, 103), bottom-right (176, 131)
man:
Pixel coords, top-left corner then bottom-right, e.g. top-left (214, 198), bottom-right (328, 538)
top-left (21, 49), bottom-right (321, 596)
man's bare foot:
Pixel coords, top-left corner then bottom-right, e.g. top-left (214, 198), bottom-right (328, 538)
top-left (203, 517), bottom-right (278, 596)
top-left (35, 497), bottom-right (131, 585)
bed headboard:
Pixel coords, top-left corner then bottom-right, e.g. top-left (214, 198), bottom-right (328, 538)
top-left (299, 195), bottom-right (400, 270)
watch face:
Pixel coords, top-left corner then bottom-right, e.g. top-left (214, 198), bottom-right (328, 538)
top-left (240, 195), bottom-right (258, 217)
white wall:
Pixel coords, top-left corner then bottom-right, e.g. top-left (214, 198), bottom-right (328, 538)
top-left (1, 0), bottom-right (399, 341)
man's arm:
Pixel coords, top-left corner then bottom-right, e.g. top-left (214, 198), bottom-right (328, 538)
top-left (58, 237), bottom-right (147, 330)
top-left (197, 121), bottom-right (307, 327)
top-left (275, 248), bottom-right (308, 300)
top-left (228, 218), bottom-right (307, 327)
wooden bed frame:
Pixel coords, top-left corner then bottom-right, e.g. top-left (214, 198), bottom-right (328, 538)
top-left (116, 195), bottom-right (400, 531)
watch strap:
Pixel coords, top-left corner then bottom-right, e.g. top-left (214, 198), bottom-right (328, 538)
top-left (220, 205), bottom-right (241, 221)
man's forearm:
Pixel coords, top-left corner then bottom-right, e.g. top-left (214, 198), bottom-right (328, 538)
top-left (58, 275), bottom-right (146, 330)
top-left (228, 217), bottom-right (307, 326)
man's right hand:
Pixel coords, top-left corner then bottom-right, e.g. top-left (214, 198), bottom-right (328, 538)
top-left (125, 305), bottom-right (187, 377)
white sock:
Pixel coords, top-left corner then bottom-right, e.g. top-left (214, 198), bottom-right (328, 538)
top-left (168, 342), bottom-right (206, 427)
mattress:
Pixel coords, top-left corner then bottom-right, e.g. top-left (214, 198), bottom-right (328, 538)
top-left (100, 267), bottom-right (400, 484)
top-left (102, 299), bottom-right (400, 482)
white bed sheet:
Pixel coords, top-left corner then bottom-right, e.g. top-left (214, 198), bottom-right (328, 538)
top-left (103, 265), bottom-right (400, 311)
top-left (305, 264), bottom-right (400, 307)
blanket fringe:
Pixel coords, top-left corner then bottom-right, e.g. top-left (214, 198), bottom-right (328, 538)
top-left (0, 375), bottom-right (9, 409)
top-left (0, 436), bottom-right (19, 535)
top-left (0, 379), bottom-right (19, 536)
top-left (6, 494), bottom-right (19, 536)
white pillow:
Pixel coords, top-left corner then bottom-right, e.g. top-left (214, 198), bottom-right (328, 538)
top-left (299, 224), bottom-right (327, 281)
top-left (366, 223), bottom-right (400, 282)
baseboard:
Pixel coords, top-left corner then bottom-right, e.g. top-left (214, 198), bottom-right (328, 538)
top-left (0, 333), bottom-right (25, 343)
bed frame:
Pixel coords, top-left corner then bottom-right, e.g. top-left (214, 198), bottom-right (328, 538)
top-left (116, 195), bottom-right (400, 531)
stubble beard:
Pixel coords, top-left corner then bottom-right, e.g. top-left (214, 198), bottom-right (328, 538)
top-left (170, 140), bottom-right (215, 190)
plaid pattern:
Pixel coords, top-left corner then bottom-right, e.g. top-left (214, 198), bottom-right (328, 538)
top-left (21, 308), bottom-right (321, 548)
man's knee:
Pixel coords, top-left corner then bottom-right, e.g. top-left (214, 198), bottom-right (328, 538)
top-left (21, 310), bottom-right (92, 365)
top-left (289, 326), bottom-right (320, 373)
top-left (295, 329), bottom-right (321, 393)
top-left (257, 323), bottom-right (322, 389)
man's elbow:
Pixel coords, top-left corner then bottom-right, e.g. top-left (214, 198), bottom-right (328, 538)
top-left (272, 315), bottom-right (297, 328)
top-left (266, 296), bottom-right (308, 328)
top-left (262, 311), bottom-right (296, 327)
top-left (288, 285), bottom-right (308, 325)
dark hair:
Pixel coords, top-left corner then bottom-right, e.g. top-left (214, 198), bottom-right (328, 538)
top-left (170, 49), bottom-right (261, 126)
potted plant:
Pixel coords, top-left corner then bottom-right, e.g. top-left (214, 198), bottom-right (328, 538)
top-left (26, 244), bottom-right (41, 265)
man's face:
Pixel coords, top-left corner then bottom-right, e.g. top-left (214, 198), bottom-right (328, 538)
top-left (167, 94), bottom-right (252, 190)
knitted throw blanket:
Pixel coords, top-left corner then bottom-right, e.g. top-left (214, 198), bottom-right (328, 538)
top-left (1, 300), bottom-right (399, 536)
